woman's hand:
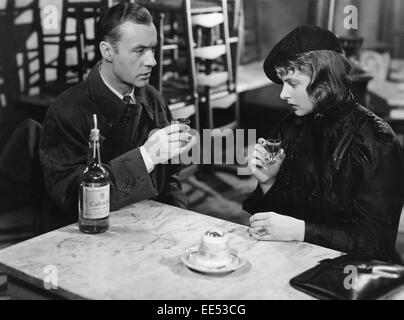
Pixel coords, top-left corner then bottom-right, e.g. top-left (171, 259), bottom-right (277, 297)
top-left (249, 212), bottom-right (305, 242)
top-left (249, 142), bottom-right (285, 189)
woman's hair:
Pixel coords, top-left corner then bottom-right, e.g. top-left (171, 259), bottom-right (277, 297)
top-left (275, 50), bottom-right (352, 110)
top-left (96, 3), bottom-right (152, 52)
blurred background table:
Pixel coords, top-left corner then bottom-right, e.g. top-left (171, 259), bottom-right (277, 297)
top-left (367, 79), bottom-right (404, 145)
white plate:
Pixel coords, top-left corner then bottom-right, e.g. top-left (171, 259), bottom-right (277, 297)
top-left (181, 247), bottom-right (247, 274)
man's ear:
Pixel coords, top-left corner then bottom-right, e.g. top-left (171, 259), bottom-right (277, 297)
top-left (99, 41), bottom-right (114, 62)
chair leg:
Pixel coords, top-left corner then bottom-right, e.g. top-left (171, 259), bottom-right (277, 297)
top-left (186, 175), bottom-right (222, 198)
top-left (0, 273), bottom-right (10, 300)
top-left (393, 249), bottom-right (404, 265)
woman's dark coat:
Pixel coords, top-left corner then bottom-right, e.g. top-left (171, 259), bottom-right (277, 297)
top-left (243, 96), bottom-right (404, 261)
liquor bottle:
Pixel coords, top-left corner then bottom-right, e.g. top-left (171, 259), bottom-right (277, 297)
top-left (78, 114), bottom-right (110, 233)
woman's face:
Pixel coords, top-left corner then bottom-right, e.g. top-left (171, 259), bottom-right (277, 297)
top-left (278, 69), bottom-right (315, 116)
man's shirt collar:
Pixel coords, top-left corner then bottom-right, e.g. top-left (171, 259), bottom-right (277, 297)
top-left (99, 65), bottom-right (136, 103)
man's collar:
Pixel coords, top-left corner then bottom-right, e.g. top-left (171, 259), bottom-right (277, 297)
top-left (99, 65), bottom-right (136, 103)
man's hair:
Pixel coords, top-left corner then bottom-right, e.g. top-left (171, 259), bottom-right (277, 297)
top-left (96, 3), bottom-right (153, 51)
top-left (275, 50), bottom-right (352, 111)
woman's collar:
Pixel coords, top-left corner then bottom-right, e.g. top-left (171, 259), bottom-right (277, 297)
top-left (313, 92), bottom-right (357, 126)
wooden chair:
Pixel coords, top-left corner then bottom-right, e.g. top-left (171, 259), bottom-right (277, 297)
top-left (149, 2), bottom-right (200, 134)
top-left (0, 273), bottom-right (10, 300)
top-left (0, 119), bottom-right (46, 247)
top-left (1, 0), bottom-right (77, 121)
top-left (189, 0), bottom-right (245, 176)
top-left (0, 9), bottom-right (19, 109)
top-left (143, 0), bottom-right (245, 181)
top-left (144, 0), bottom-right (234, 197)
top-left (55, 0), bottom-right (110, 84)
top-left (150, 6), bottom-right (201, 185)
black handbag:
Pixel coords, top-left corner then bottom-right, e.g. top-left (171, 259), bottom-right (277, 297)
top-left (290, 254), bottom-right (404, 300)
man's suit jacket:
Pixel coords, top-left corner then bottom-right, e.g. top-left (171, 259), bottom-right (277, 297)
top-left (40, 63), bottom-right (188, 231)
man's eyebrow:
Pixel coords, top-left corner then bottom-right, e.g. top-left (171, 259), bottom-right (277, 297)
top-left (131, 44), bottom-right (157, 50)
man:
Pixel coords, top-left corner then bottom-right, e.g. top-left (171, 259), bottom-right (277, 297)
top-left (40, 3), bottom-right (193, 231)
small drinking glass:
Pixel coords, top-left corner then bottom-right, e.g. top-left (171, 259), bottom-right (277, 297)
top-left (259, 138), bottom-right (281, 164)
top-left (172, 118), bottom-right (190, 129)
top-left (171, 118), bottom-right (191, 144)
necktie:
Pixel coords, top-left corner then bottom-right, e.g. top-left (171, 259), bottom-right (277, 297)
top-left (121, 95), bottom-right (134, 124)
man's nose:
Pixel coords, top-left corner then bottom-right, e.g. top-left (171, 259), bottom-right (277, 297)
top-left (144, 50), bottom-right (157, 67)
top-left (279, 85), bottom-right (290, 101)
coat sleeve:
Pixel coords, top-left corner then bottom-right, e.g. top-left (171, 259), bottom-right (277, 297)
top-left (156, 163), bottom-right (188, 209)
top-left (40, 106), bottom-right (157, 222)
top-left (304, 139), bottom-right (404, 261)
top-left (153, 92), bottom-right (188, 210)
top-left (242, 180), bottom-right (287, 214)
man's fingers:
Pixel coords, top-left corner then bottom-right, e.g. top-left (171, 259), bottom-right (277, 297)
top-left (169, 123), bottom-right (190, 133)
top-left (168, 141), bottom-right (181, 150)
top-left (178, 135), bottom-right (197, 153)
top-left (168, 132), bottom-right (180, 142)
top-left (164, 124), bottom-right (183, 134)
top-left (179, 132), bottom-right (192, 142)
top-left (167, 131), bottom-right (192, 142)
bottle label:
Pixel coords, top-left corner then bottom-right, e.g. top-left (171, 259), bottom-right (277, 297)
top-left (83, 185), bottom-right (110, 219)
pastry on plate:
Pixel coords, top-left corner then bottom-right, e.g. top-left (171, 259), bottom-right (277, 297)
top-left (194, 230), bottom-right (232, 268)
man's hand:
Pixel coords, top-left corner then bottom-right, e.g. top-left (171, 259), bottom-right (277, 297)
top-left (249, 211), bottom-right (305, 242)
top-left (143, 124), bottom-right (193, 165)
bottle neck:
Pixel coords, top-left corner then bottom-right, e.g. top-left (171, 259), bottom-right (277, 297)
top-left (88, 140), bottom-right (101, 166)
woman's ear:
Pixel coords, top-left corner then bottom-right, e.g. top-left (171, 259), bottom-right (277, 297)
top-left (99, 41), bottom-right (113, 62)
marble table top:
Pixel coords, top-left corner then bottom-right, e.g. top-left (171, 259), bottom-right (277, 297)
top-left (0, 200), bottom-right (348, 300)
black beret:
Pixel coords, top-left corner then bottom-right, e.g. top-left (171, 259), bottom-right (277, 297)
top-left (263, 25), bottom-right (343, 84)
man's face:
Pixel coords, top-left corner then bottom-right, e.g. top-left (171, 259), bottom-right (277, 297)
top-left (111, 21), bottom-right (157, 88)
top-left (278, 69), bottom-right (314, 117)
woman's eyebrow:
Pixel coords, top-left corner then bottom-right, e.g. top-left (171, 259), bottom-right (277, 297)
top-left (283, 78), bottom-right (299, 84)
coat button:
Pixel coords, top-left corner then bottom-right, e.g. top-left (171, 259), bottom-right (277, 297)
top-left (121, 115), bottom-right (129, 124)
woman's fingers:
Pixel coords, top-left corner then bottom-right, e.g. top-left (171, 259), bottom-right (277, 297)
top-left (278, 148), bottom-right (286, 162)
top-left (252, 150), bottom-right (267, 164)
top-left (250, 211), bottom-right (272, 223)
top-left (250, 219), bottom-right (269, 228)
top-left (249, 227), bottom-right (272, 241)
top-left (255, 144), bottom-right (268, 157)
top-left (250, 158), bottom-right (266, 169)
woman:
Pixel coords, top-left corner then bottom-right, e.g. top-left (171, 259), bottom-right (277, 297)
top-left (243, 25), bottom-right (404, 261)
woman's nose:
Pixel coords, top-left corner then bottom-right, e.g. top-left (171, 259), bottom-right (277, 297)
top-left (279, 85), bottom-right (290, 101)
